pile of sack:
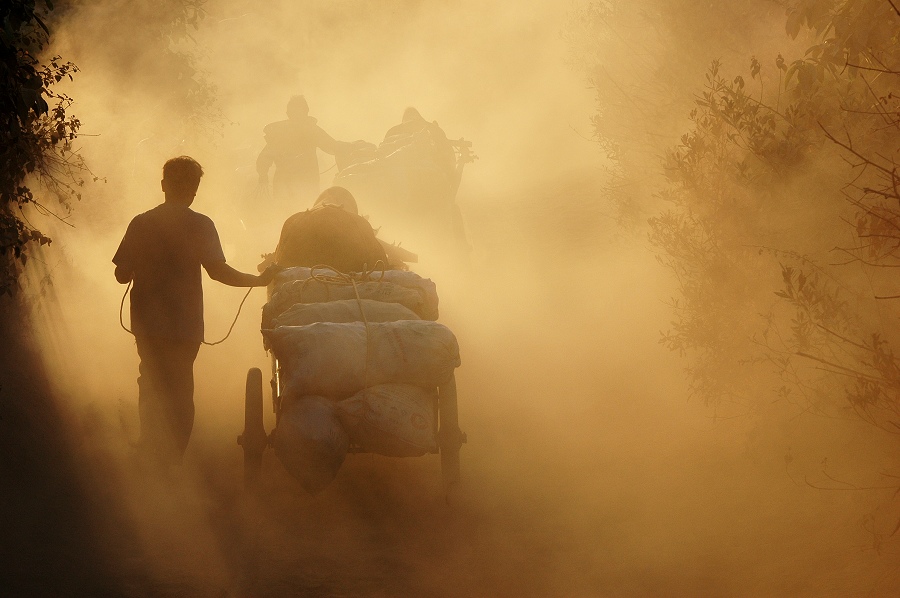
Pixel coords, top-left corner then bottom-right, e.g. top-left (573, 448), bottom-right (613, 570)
top-left (261, 266), bottom-right (460, 494)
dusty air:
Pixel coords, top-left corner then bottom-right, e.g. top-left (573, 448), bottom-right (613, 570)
top-left (2, 0), bottom-right (900, 596)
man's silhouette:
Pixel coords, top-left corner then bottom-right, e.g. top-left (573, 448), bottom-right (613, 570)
top-left (257, 96), bottom-right (347, 213)
top-left (114, 156), bottom-right (278, 467)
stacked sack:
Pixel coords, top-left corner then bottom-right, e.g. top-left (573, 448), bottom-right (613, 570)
top-left (261, 266), bottom-right (460, 494)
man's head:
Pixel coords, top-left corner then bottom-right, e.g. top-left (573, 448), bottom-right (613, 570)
top-left (161, 156), bottom-right (204, 204)
top-left (313, 186), bottom-right (358, 215)
top-left (287, 95), bottom-right (310, 120)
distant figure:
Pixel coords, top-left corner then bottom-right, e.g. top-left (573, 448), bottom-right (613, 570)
top-left (274, 186), bottom-right (388, 273)
top-left (257, 96), bottom-right (347, 211)
top-left (383, 107), bottom-right (431, 139)
top-left (382, 106), bottom-right (455, 175)
top-left (114, 156), bottom-right (279, 469)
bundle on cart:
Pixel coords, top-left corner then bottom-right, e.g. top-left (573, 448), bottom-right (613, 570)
top-left (262, 266), bottom-right (439, 328)
top-left (258, 266), bottom-right (462, 494)
top-left (266, 321), bottom-right (460, 398)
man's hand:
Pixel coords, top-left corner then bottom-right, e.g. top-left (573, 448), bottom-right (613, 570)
top-left (114, 265), bottom-right (133, 284)
top-left (206, 260), bottom-right (278, 288)
top-left (257, 263), bottom-right (283, 286)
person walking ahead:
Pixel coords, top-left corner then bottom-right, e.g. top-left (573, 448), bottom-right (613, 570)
top-left (114, 156), bottom-right (278, 467)
top-left (256, 95), bottom-right (348, 214)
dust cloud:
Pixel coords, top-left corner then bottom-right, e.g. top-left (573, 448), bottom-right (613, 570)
top-left (15, 0), bottom-right (900, 596)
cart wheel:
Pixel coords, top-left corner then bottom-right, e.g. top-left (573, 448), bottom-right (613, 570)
top-left (238, 367), bottom-right (267, 490)
top-left (438, 374), bottom-right (466, 499)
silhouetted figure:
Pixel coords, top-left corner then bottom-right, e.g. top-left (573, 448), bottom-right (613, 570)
top-left (274, 186), bottom-right (388, 273)
top-left (333, 107), bottom-right (473, 262)
top-left (382, 106), bottom-right (455, 175)
top-left (114, 156), bottom-right (278, 468)
top-left (257, 96), bottom-right (346, 212)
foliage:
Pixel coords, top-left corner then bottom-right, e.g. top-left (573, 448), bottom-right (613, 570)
top-left (0, 0), bottom-right (86, 296)
top-left (565, 0), bottom-right (782, 228)
top-left (567, 0), bottom-right (900, 546)
top-left (157, 0), bottom-right (220, 137)
top-left (775, 0), bottom-right (900, 433)
top-left (760, 0), bottom-right (900, 432)
top-left (649, 56), bottom-right (812, 410)
top-left (646, 0), bottom-right (900, 419)
top-left (643, 0), bottom-right (900, 542)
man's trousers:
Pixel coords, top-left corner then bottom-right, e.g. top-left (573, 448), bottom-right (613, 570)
top-left (135, 336), bottom-right (201, 465)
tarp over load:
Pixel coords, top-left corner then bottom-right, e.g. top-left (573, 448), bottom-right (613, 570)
top-left (262, 266), bottom-right (439, 329)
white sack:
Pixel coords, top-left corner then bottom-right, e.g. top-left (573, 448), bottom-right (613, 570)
top-left (263, 279), bottom-right (425, 328)
top-left (273, 266), bottom-right (439, 320)
top-left (337, 384), bottom-right (438, 457)
top-left (273, 394), bottom-right (349, 495)
top-left (268, 321), bottom-right (460, 399)
top-left (272, 299), bottom-right (420, 328)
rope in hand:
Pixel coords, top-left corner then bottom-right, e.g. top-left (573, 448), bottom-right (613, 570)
top-left (119, 280), bottom-right (254, 346)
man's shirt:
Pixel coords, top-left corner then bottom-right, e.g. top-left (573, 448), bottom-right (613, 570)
top-left (113, 203), bottom-right (225, 342)
top-left (260, 116), bottom-right (339, 184)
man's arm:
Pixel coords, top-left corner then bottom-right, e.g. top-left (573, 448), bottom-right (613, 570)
top-left (315, 126), bottom-right (344, 156)
top-left (205, 260), bottom-right (279, 287)
top-left (113, 218), bottom-right (139, 284)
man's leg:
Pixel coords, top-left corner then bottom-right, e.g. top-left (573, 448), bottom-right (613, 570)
top-left (136, 337), bottom-right (200, 465)
top-left (158, 340), bottom-right (201, 459)
top-left (135, 336), bottom-right (170, 464)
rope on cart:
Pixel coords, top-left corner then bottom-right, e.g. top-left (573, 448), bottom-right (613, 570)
top-left (119, 280), bottom-right (254, 346)
top-left (305, 261), bottom-right (388, 388)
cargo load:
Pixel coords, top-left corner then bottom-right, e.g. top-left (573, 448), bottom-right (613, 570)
top-left (337, 384), bottom-right (438, 457)
top-left (272, 298), bottom-right (420, 328)
top-left (273, 394), bottom-right (349, 495)
top-left (266, 320), bottom-right (460, 399)
top-left (271, 266), bottom-right (439, 320)
top-left (263, 280), bottom-right (424, 329)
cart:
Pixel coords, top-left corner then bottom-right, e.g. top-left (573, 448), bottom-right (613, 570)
top-left (238, 294), bottom-right (467, 494)
top-left (333, 137), bottom-right (475, 257)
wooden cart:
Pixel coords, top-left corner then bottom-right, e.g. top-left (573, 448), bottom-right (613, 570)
top-left (238, 351), bottom-right (466, 494)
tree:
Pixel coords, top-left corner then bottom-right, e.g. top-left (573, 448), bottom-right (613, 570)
top-left (650, 0), bottom-right (900, 419)
top-left (0, 3), bottom-right (131, 594)
top-left (570, 0), bottom-right (900, 543)
top-left (0, 0), bottom-right (85, 295)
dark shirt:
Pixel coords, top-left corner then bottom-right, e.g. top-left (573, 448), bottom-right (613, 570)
top-left (113, 203), bottom-right (226, 342)
top-left (274, 205), bottom-right (388, 273)
top-left (258, 116), bottom-right (340, 184)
